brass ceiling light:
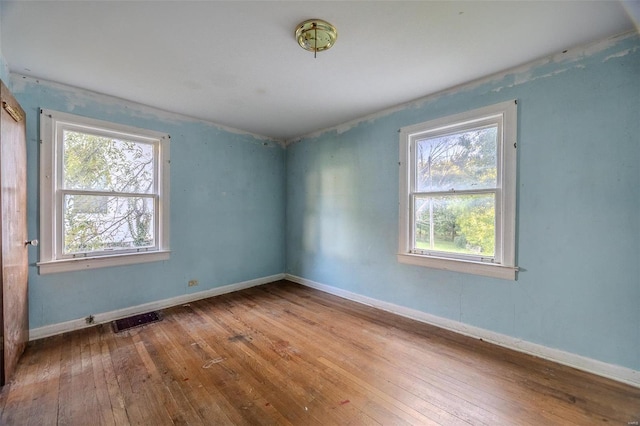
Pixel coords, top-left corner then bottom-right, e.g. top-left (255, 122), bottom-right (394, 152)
top-left (295, 19), bottom-right (337, 58)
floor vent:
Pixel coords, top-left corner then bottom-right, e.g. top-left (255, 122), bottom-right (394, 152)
top-left (112, 311), bottom-right (162, 333)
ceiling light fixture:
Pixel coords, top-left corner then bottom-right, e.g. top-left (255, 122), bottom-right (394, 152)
top-left (295, 19), bottom-right (337, 58)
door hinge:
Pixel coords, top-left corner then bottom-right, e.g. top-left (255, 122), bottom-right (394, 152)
top-left (2, 101), bottom-right (24, 123)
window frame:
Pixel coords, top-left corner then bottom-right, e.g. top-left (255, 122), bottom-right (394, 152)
top-left (397, 100), bottom-right (518, 280)
top-left (38, 109), bottom-right (170, 274)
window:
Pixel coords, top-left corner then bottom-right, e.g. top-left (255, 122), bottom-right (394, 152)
top-left (398, 100), bottom-right (518, 280)
top-left (38, 109), bottom-right (170, 274)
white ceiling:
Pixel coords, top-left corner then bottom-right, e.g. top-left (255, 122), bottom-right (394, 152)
top-left (1, 1), bottom-right (637, 142)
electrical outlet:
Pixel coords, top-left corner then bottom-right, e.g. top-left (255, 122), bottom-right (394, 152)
top-left (188, 279), bottom-right (199, 287)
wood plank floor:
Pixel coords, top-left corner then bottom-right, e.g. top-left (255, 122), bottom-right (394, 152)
top-left (1, 280), bottom-right (638, 425)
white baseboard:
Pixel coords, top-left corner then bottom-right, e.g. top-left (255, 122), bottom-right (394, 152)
top-left (285, 274), bottom-right (640, 389)
top-left (29, 273), bottom-right (285, 341)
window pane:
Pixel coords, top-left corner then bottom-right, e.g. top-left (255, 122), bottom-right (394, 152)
top-left (416, 126), bottom-right (497, 192)
top-left (63, 130), bottom-right (155, 194)
top-left (63, 194), bottom-right (155, 254)
top-left (414, 194), bottom-right (495, 257)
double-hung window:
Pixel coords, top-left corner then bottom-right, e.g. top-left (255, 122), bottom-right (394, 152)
top-left (398, 100), bottom-right (518, 279)
top-left (39, 109), bottom-right (170, 274)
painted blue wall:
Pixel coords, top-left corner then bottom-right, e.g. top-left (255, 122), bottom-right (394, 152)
top-left (11, 76), bottom-right (286, 329)
top-left (286, 33), bottom-right (640, 371)
top-left (0, 57), bottom-right (7, 85)
top-left (0, 14), bottom-right (10, 85)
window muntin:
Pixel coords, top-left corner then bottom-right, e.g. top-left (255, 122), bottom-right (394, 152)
top-left (39, 110), bottom-right (170, 274)
top-left (398, 101), bottom-right (517, 280)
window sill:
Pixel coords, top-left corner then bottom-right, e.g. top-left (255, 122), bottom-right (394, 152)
top-left (37, 250), bottom-right (170, 274)
top-left (397, 253), bottom-right (517, 280)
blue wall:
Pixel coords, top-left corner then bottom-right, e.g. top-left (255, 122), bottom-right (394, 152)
top-left (11, 76), bottom-right (286, 329)
top-left (0, 55), bottom-right (8, 87)
top-left (0, 57), bottom-right (7, 84)
top-left (0, 17), bottom-right (9, 85)
top-left (286, 33), bottom-right (640, 371)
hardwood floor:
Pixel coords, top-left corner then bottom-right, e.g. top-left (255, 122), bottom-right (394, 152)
top-left (1, 280), bottom-right (638, 425)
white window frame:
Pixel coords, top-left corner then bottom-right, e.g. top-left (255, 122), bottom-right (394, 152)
top-left (398, 100), bottom-right (518, 280)
top-left (38, 109), bottom-right (170, 274)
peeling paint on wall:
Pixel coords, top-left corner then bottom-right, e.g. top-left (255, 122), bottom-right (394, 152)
top-left (604, 45), bottom-right (639, 61)
top-left (287, 30), bottom-right (638, 146)
top-left (11, 74), bottom-right (284, 146)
